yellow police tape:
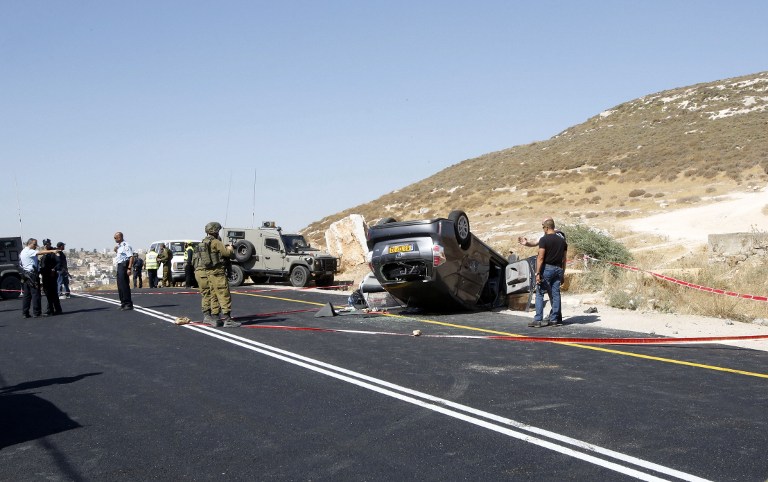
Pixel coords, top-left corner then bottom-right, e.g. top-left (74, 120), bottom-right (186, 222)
top-left (234, 291), bottom-right (768, 380)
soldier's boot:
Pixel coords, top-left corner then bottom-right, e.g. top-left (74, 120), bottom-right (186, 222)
top-left (202, 311), bottom-right (217, 326)
top-left (210, 312), bottom-right (224, 327)
top-left (220, 312), bottom-right (240, 328)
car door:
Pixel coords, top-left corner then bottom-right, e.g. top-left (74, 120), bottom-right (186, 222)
top-left (261, 237), bottom-right (287, 273)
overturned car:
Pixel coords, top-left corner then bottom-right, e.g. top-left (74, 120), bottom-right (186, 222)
top-left (366, 210), bottom-right (509, 311)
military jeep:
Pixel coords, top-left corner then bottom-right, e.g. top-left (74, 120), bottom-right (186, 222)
top-left (223, 222), bottom-right (338, 288)
top-left (0, 237), bottom-right (23, 300)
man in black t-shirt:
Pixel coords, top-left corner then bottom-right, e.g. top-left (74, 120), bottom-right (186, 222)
top-left (531, 219), bottom-right (567, 327)
top-left (519, 217), bottom-right (568, 325)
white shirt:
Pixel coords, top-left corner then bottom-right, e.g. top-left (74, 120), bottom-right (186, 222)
top-left (114, 241), bottom-right (134, 265)
top-left (20, 246), bottom-right (39, 273)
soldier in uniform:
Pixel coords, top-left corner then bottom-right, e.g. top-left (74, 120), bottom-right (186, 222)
top-left (193, 222), bottom-right (239, 327)
top-left (157, 243), bottom-right (173, 287)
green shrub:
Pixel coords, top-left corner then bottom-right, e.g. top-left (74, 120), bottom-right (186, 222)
top-left (560, 224), bottom-right (632, 264)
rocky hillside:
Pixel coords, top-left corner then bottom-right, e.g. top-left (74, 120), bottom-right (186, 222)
top-left (303, 71), bottom-right (768, 254)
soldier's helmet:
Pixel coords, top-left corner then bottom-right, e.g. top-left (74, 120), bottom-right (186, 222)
top-left (205, 222), bottom-right (222, 235)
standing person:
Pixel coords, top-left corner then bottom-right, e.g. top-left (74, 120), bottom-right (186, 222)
top-left (19, 238), bottom-right (60, 318)
top-left (113, 232), bottom-right (134, 311)
top-left (184, 242), bottom-right (197, 288)
top-left (39, 239), bottom-right (63, 316)
top-left (132, 253), bottom-right (144, 289)
top-left (55, 241), bottom-right (71, 299)
top-left (519, 217), bottom-right (568, 324)
top-left (528, 219), bottom-right (567, 328)
top-left (193, 222), bottom-right (239, 327)
top-left (157, 243), bottom-right (173, 288)
top-left (145, 246), bottom-right (159, 288)
top-left (193, 241), bottom-right (219, 325)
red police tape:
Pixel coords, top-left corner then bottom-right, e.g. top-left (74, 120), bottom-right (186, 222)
top-left (2, 283), bottom-right (351, 297)
top-left (584, 256), bottom-right (768, 303)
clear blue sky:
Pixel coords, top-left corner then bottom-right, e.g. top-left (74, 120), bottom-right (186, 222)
top-left (2, 1), bottom-right (766, 251)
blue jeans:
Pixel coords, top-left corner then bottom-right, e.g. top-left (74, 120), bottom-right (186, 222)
top-left (58, 271), bottom-right (70, 296)
top-left (534, 265), bottom-right (563, 323)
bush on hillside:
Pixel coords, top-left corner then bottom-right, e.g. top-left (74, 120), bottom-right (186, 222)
top-left (560, 224), bottom-right (632, 264)
top-left (558, 223), bottom-right (631, 291)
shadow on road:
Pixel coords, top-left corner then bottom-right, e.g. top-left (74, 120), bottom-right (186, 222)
top-left (1, 373), bottom-right (102, 450)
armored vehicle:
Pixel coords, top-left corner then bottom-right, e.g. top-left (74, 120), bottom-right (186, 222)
top-left (366, 210), bottom-right (508, 311)
top-left (223, 222), bottom-right (338, 288)
top-left (0, 236), bottom-right (23, 300)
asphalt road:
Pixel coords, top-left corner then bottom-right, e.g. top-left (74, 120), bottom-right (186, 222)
top-left (1, 285), bottom-right (767, 481)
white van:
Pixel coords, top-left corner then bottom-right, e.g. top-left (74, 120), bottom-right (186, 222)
top-left (148, 240), bottom-right (198, 282)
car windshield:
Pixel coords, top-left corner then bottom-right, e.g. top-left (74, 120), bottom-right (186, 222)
top-left (282, 235), bottom-right (309, 251)
top-left (170, 242), bottom-right (186, 254)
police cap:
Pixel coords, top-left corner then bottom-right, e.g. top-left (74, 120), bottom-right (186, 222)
top-left (205, 222), bottom-right (222, 234)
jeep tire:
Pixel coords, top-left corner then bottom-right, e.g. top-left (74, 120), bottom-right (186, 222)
top-left (234, 240), bottom-right (255, 263)
top-left (0, 275), bottom-right (21, 300)
top-left (290, 265), bottom-right (311, 287)
top-left (227, 264), bottom-right (245, 287)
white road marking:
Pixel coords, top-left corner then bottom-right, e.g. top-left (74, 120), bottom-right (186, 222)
top-left (79, 293), bottom-right (710, 482)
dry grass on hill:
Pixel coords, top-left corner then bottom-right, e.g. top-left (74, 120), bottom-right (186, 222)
top-left (298, 71), bottom-right (768, 322)
top-left (304, 71), bottom-right (768, 248)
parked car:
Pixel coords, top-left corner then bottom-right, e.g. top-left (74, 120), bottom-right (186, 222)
top-left (148, 240), bottom-right (198, 283)
top-left (366, 210), bottom-right (508, 311)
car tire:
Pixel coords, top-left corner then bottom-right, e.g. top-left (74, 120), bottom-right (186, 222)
top-left (233, 240), bottom-right (255, 262)
top-left (250, 275), bottom-right (268, 284)
top-left (448, 210), bottom-right (471, 250)
top-left (0, 275), bottom-right (21, 300)
top-left (227, 264), bottom-right (245, 287)
top-left (290, 265), bottom-right (311, 287)
top-left (376, 217), bottom-right (397, 225)
top-left (315, 274), bottom-right (334, 287)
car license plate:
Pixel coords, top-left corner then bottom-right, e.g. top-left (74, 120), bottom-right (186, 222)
top-left (388, 243), bottom-right (415, 254)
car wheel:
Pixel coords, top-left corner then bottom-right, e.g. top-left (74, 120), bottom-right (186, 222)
top-left (233, 240), bottom-right (255, 262)
top-left (290, 265), bottom-right (311, 287)
top-left (315, 274), bottom-right (334, 287)
top-left (227, 264), bottom-right (245, 287)
top-left (376, 217), bottom-right (397, 225)
top-left (250, 275), bottom-right (268, 284)
top-left (0, 275), bottom-right (21, 299)
top-left (448, 210), bottom-right (471, 249)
